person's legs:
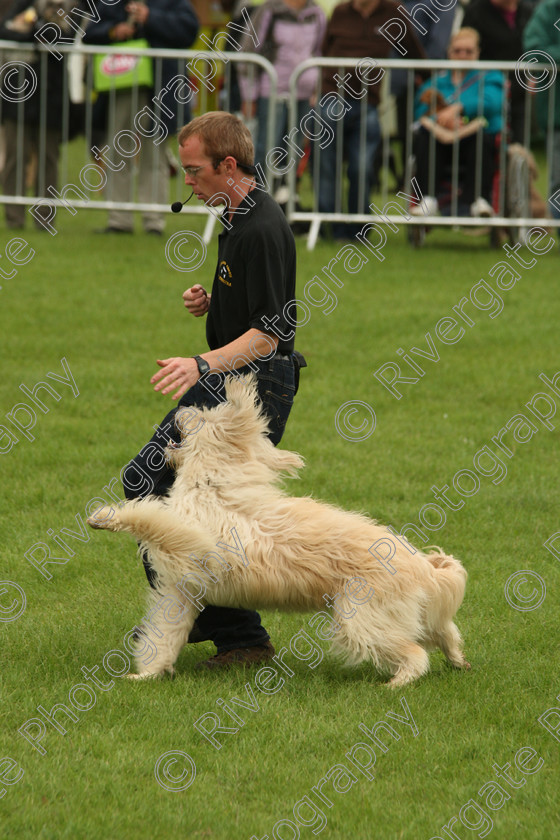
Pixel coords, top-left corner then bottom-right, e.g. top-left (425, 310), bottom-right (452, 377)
top-left (458, 131), bottom-right (496, 204)
top-left (341, 101), bottom-right (380, 238)
top-left (3, 119), bottom-right (30, 228)
top-left (34, 126), bottom-right (61, 230)
top-left (548, 129), bottom-right (560, 225)
top-left (346, 102), bottom-right (380, 214)
top-left (412, 125), bottom-right (447, 202)
top-left (105, 89), bottom-right (136, 232)
top-left (138, 92), bottom-right (168, 234)
top-left (317, 106), bottom-right (339, 221)
top-left (508, 80), bottom-right (527, 146)
top-left (254, 97), bottom-right (271, 173)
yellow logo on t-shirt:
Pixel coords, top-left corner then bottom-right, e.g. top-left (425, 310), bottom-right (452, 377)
top-left (218, 260), bottom-right (232, 287)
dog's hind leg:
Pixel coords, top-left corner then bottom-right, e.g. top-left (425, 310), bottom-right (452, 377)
top-left (331, 602), bottom-right (430, 688)
top-left (386, 643), bottom-right (430, 688)
top-left (128, 588), bottom-right (198, 680)
top-left (435, 622), bottom-right (471, 671)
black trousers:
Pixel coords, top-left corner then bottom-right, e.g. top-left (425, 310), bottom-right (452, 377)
top-left (123, 356), bottom-right (297, 652)
top-left (413, 126), bottom-right (497, 205)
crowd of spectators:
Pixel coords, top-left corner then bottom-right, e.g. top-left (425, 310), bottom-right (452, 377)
top-left (0, 0), bottom-right (558, 236)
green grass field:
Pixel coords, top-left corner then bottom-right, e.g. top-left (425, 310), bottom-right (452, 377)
top-left (1, 195), bottom-right (559, 840)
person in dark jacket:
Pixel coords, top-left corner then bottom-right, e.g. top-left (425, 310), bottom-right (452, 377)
top-left (83, 0), bottom-right (199, 235)
top-left (0, 0), bottom-right (76, 229)
top-left (523, 0), bottom-right (560, 226)
top-left (462, 0), bottom-right (534, 144)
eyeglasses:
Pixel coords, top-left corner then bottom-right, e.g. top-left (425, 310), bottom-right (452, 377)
top-left (182, 158), bottom-right (225, 179)
top-left (182, 163), bottom-right (211, 178)
top-left (450, 47), bottom-right (477, 55)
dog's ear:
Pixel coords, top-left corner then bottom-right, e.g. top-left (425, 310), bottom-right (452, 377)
top-left (224, 373), bottom-right (259, 409)
top-left (221, 374), bottom-right (268, 438)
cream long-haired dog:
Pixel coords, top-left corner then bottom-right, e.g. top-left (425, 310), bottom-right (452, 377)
top-left (88, 376), bottom-right (470, 687)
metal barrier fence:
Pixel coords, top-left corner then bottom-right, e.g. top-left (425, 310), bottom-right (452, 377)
top-left (0, 40), bottom-right (277, 238)
top-left (286, 57), bottom-right (559, 249)
top-left (0, 41), bottom-right (558, 249)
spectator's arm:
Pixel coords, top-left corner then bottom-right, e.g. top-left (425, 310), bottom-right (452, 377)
top-left (396, 6), bottom-right (426, 61)
top-left (0, 0), bottom-right (37, 41)
top-left (481, 72), bottom-right (505, 122)
top-left (458, 71), bottom-right (504, 121)
top-left (239, 4), bottom-right (270, 54)
top-left (82, 6), bottom-right (126, 45)
top-left (311, 7), bottom-right (327, 58)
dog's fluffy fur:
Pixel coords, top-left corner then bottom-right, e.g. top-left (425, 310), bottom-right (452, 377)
top-left (88, 376), bottom-right (469, 687)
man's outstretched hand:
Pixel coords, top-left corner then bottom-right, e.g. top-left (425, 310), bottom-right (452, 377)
top-left (151, 357), bottom-right (200, 401)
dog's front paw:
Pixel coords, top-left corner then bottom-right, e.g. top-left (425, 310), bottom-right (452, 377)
top-left (126, 672), bottom-right (161, 681)
top-left (126, 665), bottom-right (174, 680)
top-left (87, 505), bottom-right (119, 531)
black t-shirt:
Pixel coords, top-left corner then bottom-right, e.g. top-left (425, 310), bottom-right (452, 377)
top-left (206, 188), bottom-right (297, 355)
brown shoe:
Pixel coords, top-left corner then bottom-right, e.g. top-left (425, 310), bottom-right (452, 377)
top-left (195, 641), bottom-right (275, 670)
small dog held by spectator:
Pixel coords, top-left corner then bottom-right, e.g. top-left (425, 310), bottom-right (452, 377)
top-left (88, 377), bottom-right (470, 687)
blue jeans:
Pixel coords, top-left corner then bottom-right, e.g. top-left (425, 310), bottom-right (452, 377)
top-left (317, 99), bottom-right (381, 239)
top-left (122, 355), bottom-right (297, 652)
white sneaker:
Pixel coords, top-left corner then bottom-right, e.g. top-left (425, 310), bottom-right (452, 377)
top-left (470, 197), bottom-right (493, 217)
top-left (410, 195), bottom-right (438, 216)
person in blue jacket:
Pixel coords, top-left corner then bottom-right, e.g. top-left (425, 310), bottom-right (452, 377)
top-left (84, 0), bottom-right (199, 234)
top-left (412, 27), bottom-right (505, 218)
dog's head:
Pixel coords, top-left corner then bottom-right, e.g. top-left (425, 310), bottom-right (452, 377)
top-left (419, 88), bottom-right (447, 114)
top-left (167, 374), bottom-right (304, 487)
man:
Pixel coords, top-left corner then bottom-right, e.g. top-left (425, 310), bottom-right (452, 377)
top-left (318, 0), bottom-right (425, 240)
top-left (462, 0), bottom-right (533, 145)
top-left (83, 0), bottom-right (199, 235)
top-left (123, 111), bottom-right (302, 669)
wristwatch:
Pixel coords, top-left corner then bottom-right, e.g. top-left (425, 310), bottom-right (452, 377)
top-left (193, 355), bottom-right (210, 377)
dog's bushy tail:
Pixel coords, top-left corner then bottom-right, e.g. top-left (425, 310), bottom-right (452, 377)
top-left (426, 550), bottom-right (467, 618)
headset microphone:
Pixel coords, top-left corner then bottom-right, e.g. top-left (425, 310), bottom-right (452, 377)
top-left (171, 192), bottom-right (194, 213)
